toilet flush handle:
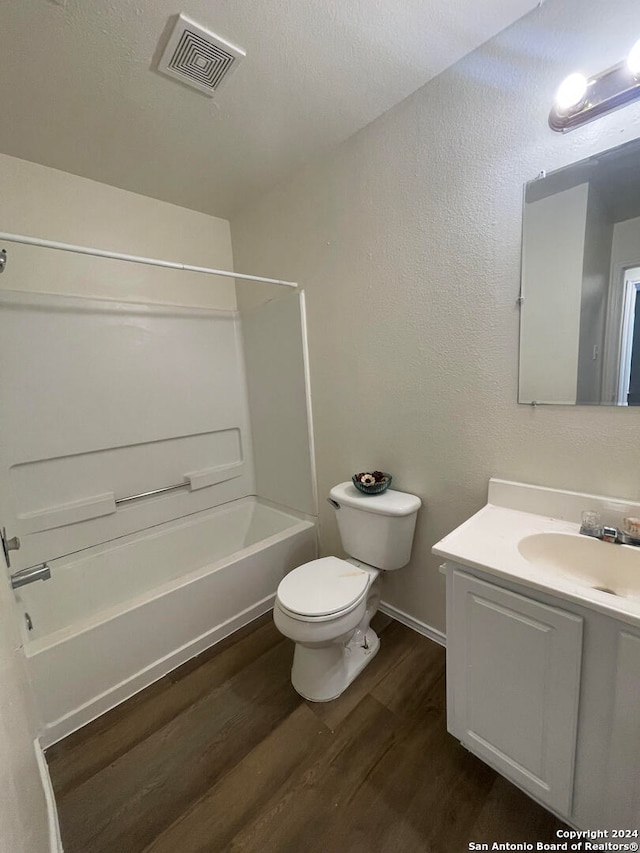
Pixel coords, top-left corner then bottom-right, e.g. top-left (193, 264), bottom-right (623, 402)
top-left (327, 498), bottom-right (340, 510)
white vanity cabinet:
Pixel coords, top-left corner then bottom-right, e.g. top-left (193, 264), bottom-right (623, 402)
top-left (435, 479), bottom-right (640, 829)
top-left (602, 630), bottom-right (640, 826)
top-left (445, 561), bottom-right (640, 828)
top-left (447, 568), bottom-right (583, 817)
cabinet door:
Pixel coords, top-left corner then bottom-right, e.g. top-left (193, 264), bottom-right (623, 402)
top-left (604, 629), bottom-right (640, 826)
top-left (448, 570), bottom-right (583, 817)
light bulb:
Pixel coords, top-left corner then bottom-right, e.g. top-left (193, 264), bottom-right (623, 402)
top-left (627, 39), bottom-right (640, 77)
top-left (555, 72), bottom-right (588, 113)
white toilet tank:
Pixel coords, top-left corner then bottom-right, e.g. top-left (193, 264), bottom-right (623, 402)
top-left (328, 482), bottom-right (421, 570)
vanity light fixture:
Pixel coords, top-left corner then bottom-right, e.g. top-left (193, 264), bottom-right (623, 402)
top-left (554, 73), bottom-right (588, 114)
top-left (627, 39), bottom-right (640, 78)
top-left (549, 39), bottom-right (640, 131)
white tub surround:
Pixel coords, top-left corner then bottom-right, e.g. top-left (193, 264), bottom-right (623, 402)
top-left (0, 291), bottom-right (257, 570)
top-left (0, 288), bottom-right (318, 746)
top-left (241, 290), bottom-right (317, 518)
top-left (24, 498), bottom-right (316, 747)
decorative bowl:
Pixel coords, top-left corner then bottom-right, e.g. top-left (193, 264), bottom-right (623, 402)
top-left (352, 472), bottom-right (392, 495)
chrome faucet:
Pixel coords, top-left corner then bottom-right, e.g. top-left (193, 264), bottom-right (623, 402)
top-left (579, 522), bottom-right (619, 541)
top-left (579, 511), bottom-right (640, 546)
top-left (618, 529), bottom-right (640, 546)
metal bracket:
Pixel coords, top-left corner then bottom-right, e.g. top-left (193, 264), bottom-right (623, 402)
top-left (0, 249), bottom-right (7, 273)
top-left (1, 526), bottom-right (20, 568)
top-left (11, 563), bottom-right (50, 590)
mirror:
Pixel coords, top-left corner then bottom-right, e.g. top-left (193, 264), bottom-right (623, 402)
top-left (519, 137), bottom-right (640, 405)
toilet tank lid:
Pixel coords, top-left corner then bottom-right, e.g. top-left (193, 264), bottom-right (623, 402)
top-left (329, 482), bottom-right (421, 517)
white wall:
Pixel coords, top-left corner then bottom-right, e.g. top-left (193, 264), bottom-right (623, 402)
top-left (0, 153), bottom-right (236, 310)
top-left (520, 183), bottom-right (588, 404)
top-left (231, 0), bottom-right (640, 634)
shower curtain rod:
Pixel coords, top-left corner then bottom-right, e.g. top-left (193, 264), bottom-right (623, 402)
top-left (0, 231), bottom-right (298, 288)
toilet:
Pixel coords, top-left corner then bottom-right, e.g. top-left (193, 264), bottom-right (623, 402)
top-left (273, 481), bottom-right (421, 702)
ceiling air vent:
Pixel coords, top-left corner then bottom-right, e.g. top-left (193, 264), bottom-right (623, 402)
top-left (157, 14), bottom-right (245, 96)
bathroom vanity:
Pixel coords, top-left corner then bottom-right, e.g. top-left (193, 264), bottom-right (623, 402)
top-left (433, 479), bottom-right (640, 830)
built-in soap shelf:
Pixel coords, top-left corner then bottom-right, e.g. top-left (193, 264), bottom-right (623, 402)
top-left (187, 462), bottom-right (244, 492)
top-left (18, 493), bottom-right (117, 534)
top-left (17, 462), bottom-right (245, 534)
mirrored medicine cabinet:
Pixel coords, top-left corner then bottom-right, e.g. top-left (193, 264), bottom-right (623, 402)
top-left (518, 137), bottom-right (640, 406)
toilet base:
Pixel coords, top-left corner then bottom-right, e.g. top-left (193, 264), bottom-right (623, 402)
top-left (290, 628), bottom-right (380, 702)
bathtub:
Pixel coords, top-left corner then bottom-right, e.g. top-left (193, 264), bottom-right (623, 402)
top-left (16, 497), bottom-right (317, 747)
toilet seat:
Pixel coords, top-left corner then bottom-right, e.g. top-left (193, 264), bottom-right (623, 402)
top-left (276, 556), bottom-right (371, 619)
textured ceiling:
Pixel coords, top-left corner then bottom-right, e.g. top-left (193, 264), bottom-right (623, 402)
top-left (0, 0), bottom-right (540, 218)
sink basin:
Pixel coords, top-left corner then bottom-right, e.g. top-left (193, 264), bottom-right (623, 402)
top-left (518, 532), bottom-right (640, 598)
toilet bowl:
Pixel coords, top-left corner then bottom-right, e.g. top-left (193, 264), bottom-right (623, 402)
top-left (273, 481), bottom-right (421, 702)
top-left (273, 556), bottom-right (381, 702)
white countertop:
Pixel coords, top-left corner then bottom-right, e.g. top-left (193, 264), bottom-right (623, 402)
top-left (433, 488), bottom-right (640, 628)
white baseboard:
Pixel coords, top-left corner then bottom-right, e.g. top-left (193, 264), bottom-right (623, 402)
top-left (34, 739), bottom-right (63, 853)
top-left (379, 601), bottom-right (446, 647)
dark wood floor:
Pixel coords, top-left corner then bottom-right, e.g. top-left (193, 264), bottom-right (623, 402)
top-left (47, 613), bottom-right (567, 852)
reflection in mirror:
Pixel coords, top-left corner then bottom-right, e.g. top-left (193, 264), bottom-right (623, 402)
top-left (518, 137), bottom-right (640, 405)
